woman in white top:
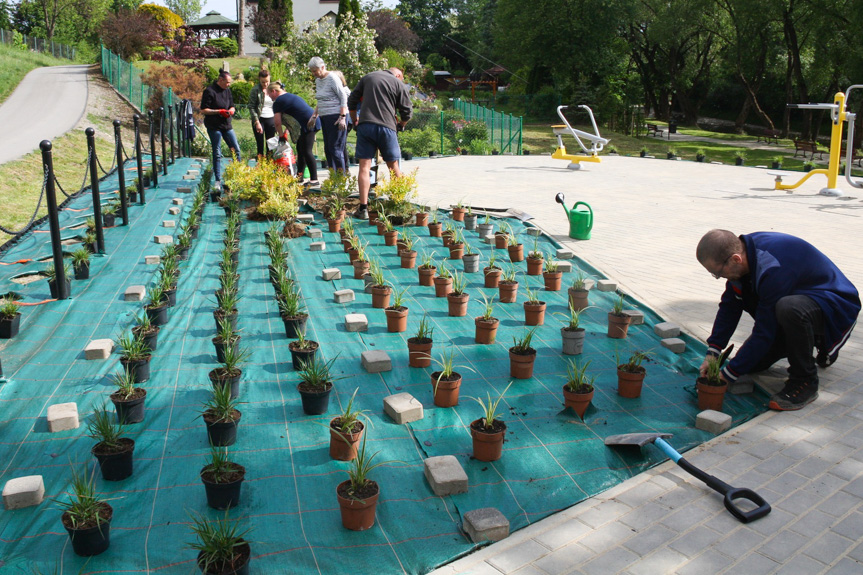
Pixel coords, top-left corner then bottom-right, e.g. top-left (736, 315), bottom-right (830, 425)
top-left (248, 69), bottom-right (276, 157)
top-left (307, 56), bottom-right (348, 172)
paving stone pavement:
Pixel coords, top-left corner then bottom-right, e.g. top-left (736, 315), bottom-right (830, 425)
top-left (409, 154), bottom-right (863, 575)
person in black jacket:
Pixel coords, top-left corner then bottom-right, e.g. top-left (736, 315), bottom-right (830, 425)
top-left (200, 69), bottom-right (241, 182)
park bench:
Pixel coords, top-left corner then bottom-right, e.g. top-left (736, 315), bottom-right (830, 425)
top-left (755, 128), bottom-right (781, 144)
top-left (646, 123), bottom-right (664, 138)
top-left (839, 147), bottom-right (863, 167)
top-left (794, 139), bottom-right (823, 160)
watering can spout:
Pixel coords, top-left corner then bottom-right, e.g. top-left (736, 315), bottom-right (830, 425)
top-left (553, 192), bottom-right (593, 240)
top-left (555, 193), bottom-right (571, 217)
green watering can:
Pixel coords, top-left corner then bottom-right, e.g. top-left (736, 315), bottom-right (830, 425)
top-left (555, 193), bottom-right (593, 240)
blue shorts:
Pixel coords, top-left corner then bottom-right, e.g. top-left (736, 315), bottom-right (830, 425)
top-left (355, 123), bottom-right (401, 163)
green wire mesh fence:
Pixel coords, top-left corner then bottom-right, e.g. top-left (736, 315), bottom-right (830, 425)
top-left (100, 44), bottom-right (174, 113)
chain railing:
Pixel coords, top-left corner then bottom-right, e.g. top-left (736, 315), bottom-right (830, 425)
top-left (0, 28), bottom-right (77, 60)
top-left (452, 98), bottom-right (523, 154)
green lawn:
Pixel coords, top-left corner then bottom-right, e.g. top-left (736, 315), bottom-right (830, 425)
top-left (0, 42), bottom-right (74, 104)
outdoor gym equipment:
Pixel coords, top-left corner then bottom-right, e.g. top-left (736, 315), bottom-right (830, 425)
top-left (771, 86), bottom-right (863, 197)
top-left (555, 193), bottom-right (593, 240)
top-left (551, 105), bottom-right (609, 170)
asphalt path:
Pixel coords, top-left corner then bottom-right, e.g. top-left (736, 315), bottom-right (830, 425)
top-left (0, 64), bottom-right (89, 165)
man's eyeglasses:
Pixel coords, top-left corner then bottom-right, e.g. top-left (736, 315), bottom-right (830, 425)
top-left (711, 254), bottom-right (735, 279)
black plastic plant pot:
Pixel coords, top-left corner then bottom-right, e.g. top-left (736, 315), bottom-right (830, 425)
top-left (74, 262), bottom-right (90, 280)
top-left (111, 391), bottom-right (147, 424)
top-left (213, 310), bottom-right (238, 332)
top-left (64, 510), bottom-right (112, 556)
top-left (297, 384), bottom-right (332, 415)
top-left (120, 357), bottom-right (151, 383)
top-left (202, 471), bottom-right (245, 510)
top-left (163, 288), bottom-right (177, 308)
top-left (103, 213), bottom-right (115, 227)
top-left (93, 438), bottom-right (135, 481)
top-left (0, 313), bottom-right (21, 339)
top-left (290, 345), bottom-right (317, 371)
top-left (209, 369), bottom-right (241, 400)
top-left (461, 149), bottom-right (468, 155)
top-left (282, 314), bottom-right (308, 339)
top-left (133, 326), bottom-right (159, 352)
top-left (197, 542), bottom-right (251, 575)
top-left (772, 162), bottom-right (781, 170)
top-left (206, 419), bottom-right (239, 446)
top-left (178, 247), bottom-right (190, 261)
top-left (48, 278), bottom-right (71, 299)
top-left (128, 191), bottom-right (138, 203)
top-left (213, 337), bottom-right (239, 364)
top-left (210, 190), bottom-right (221, 203)
top-left (146, 304), bottom-right (168, 326)
top-left (429, 150), bottom-right (436, 157)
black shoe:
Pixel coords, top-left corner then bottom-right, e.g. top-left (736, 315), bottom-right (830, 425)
top-left (768, 380), bottom-right (819, 411)
top-left (817, 350), bottom-right (838, 368)
top-left (352, 207), bottom-right (369, 220)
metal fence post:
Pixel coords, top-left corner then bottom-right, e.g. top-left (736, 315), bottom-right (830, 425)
top-left (85, 128), bottom-right (105, 254)
top-left (148, 110), bottom-right (158, 187)
top-left (134, 114), bottom-right (145, 204)
top-left (439, 111), bottom-right (444, 155)
top-left (160, 107), bottom-right (167, 175)
top-left (114, 120), bottom-right (128, 225)
top-left (40, 140), bottom-right (68, 300)
top-left (168, 104), bottom-right (175, 164)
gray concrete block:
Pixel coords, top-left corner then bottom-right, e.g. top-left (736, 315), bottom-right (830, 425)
top-left (582, 279), bottom-right (595, 291)
top-left (176, 186), bottom-right (192, 194)
top-left (361, 350), bottom-right (392, 373)
top-left (310, 242), bottom-right (325, 252)
top-left (654, 321), bottom-right (681, 338)
top-left (345, 314), bottom-right (368, 332)
top-left (483, 235), bottom-right (496, 244)
top-left (364, 283), bottom-right (375, 294)
top-left (556, 248), bottom-right (575, 259)
top-left (597, 279), bottom-right (618, 292)
top-left (189, 163), bottom-right (201, 169)
top-left (728, 376), bottom-right (755, 395)
top-left (696, 410), bottom-right (732, 434)
top-left (297, 213), bottom-right (314, 222)
top-left (168, 207), bottom-right (181, 215)
top-left (182, 174), bottom-right (196, 180)
top-left (162, 220), bottom-right (176, 228)
top-left (623, 309), bottom-right (644, 325)
top-left (47, 403), bottom-right (79, 432)
top-left (463, 508), bottom-right (510, 543)
top-left (383, 392), bottom-right (423, 424)
top-left (186, 170), bottom-right (200, 177)
top-left (84, 339), bottom-right (114, 360)
top-left (145, 255), bottom-right (160, 265)
top-left (172, 198), bottom-right (184, 205)
top-left (154, 235), bottom-right (172, 244)
top-left (322, 268), bottom-right (341, 281)
top-left (298, 198), bottom-right (308, 206)
top-left (124, 285), bottom-right (146, 302)
top-left (661, 337), bottom-right (686, 353)
top-left (554, 260), bottom-right (572, 273)
top-left (307, 228), bottom-right (323, 239)
top-left (334, 289), bottom-right (355, 303)
top-left (424, 455), bottom-right (468, 496)
top-left (526, 227), bottom-right (542, 237)
top-left (3, 475), bottom-right (45, 509)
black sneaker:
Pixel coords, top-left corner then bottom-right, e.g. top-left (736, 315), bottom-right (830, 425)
top-left (352, 207), bottom-right (369, 220)
top-left (768, 380), bottom-right (819, 411)
top-left (817, 350), bottom-right (838, 368)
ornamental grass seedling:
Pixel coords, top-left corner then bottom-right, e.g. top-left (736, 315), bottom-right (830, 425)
top-left (470, 382), bottom-right (512, 430)
top-left (564, 360), bottom-right (595, 393)
top-left (117, 332), bottom-right (150, 361)
top-left (87, 406), bottom-right (126, 449)
top-left (202, 445), bottom-right (241, 483)
top-left (511, 328), bottom-right (537, 353)
top-left (298, 354), bottom-right (342, 390)
top-left (414, 314), bottom-right (434, 341)
top-left (202, 382), bottom-right (241, 423)
top-left (479, 292), bottom-right (496, 320)
top-left (111, 368), bottom-right (138, 401)
top-left (55, 463), bottom-right (112, 531)
top-left (186, 509), bottom-right (252, 574)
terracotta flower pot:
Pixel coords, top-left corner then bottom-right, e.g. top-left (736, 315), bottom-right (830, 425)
top-left (451, 206), bottom-right (466, 221)
top-left (484, 267), bottom-right (502, 288)
top-left (342, 237), bottom-right (353, 252)
top-left (523, 301), bottom-right (547, 326)
top-left (431, 372), bottom-right (462, 407)
top-left (415, 212), bottom-right (428, 226)
top-left (448, 243), bottom-right (464, 260)
top-left (475, 317), bottom-right (499, 344)
top-left (384, 230), bottom-right (399, 246)
top-left (470, 418), bottom-right (506, 462)
top-left (385, 306), bottom-right (409, 332)
top-left (400, 250), bottom-right (417, 269)
top-left (376, 221), bottom-right (387, 235)
top-left (368, 210), bottom-right (379, 224)
top-left (371, 285), bottom-right (392, 309)
top-left (617, 368), bottom-right (646, 398)
top-left (543, 271), bottom-right (563, 291)
top-left (561, 327), bottom-right (585, 355)
top-left (442, 231), bottom-right (453, 248)
top-left (347, 247), bottom-right (359, 262)
top-left (352, 260), bottom-right (370, 279)
top-left (526, 256), bottom-right (543, 276)
top-left (447, 292), bottom-right (469, 316)
top-left (434, 276), bottom-right (453, 297)
top-left (494, 232), bottom-right (509, 249)
top-left (569, 288), bottom-right (589, 311)
top-left (327, 218), bottom-right (341, 233)
top-left (608, 312), bottom-right (632, 339)
top-left (697, 379), bottom-right (728, 411)
top-left (418, 266), bottom-right (437, 286)
top-left (428, 222), bottom-right (443, 237)
top-left (337, 479), bottom-right (379, 531)
top-left (407, 337), bottom-right (433, 367)
top-left (508, 244), bottom-right (524, 262)
top-left (329, 419), bottom-right (364, 461)
top-left (563, 385), bottom-right (594, 419)
top-left (509, 348), bottom-right (536, 379)
top-left (499, 280), bottom-right (519, 303)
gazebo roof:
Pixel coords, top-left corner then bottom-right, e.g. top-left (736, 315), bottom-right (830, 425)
top-left (188, 11), bottom-right (238, 28)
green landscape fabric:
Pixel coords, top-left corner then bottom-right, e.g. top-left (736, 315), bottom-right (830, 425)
top-left (0, 159), bottom-right (767, 574)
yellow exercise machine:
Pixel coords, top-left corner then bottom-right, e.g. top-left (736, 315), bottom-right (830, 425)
top-left (771, 85), bottom-right (863, 197)
top-left (551, 105), bottom-right (609, 170)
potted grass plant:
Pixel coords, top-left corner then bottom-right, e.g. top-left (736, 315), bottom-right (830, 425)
top-left (214, 286), bottom-right (240, 333)
top-left (568, 272), bottom-right (590, 311)
top-left (385, 287), bottom-right (410, 332)
top-left (399, 233), bottom-right (417, 268)
top-left (212, 317), bottom-right (239, 364)
top-left (45, 262), bottom-right (72, 299)
top-left (369, 265), bottom-right (392, 309)
top-left (336, 433), bottom-right (389, 531)
top-left (200, 445), bottom-right (246, 511)
top-left (209, 340), bottom-right (250, 400)
top-left (202, 383), bottom-right (242, 446)
top-left (109, 368), bottom-right (147, 424)
top-left (696, 149), bottom-right (706, 162)
top-left (84, 231), bottom-right (97, 254)
top-left (329, 388), bottom-right (369, 461)
top-left (462, 242), bottom-right (480, 273)
top-left (463, 205), bottom-right (478, 230)
top-left (418, 251), bottom-right (437, 286)
top-left (640, 146), bottom-right (649, 158)
top-left (771, 155), bottom-right (783, 170)
top-left (507, 233), bottom-right (524, 262)
top-left (0, 297), bottom-right (21, 339)
top-left (523, 282), bottom-right (546, 326)
top-left (430, 348), bottom-right (471, 407)
top-left (88, 406), bottom-right (135, 481)
top-left (526, 241), bottom-right (544, 276)
top-left (559, 304), bottom-right (588, 355)
top-left (667, 148), bottom-right (676, 160)
top-left (697, 354), bottom-right (728, 411)
top-left (617, 350), bottom-right (649, 398)
top-left (563, 360), bottom-right (595, 419)
top-left (131, 311), bottom-right (159, 352)
top-left (735, 150), bottom-right (746, 166)
top-left (57, 465), bottom-right (114, 556)
top-left (498, 266), bottom-right (519, 303)
top-left (494, 225), bottom-right (510, 249)
top-left (427, 209), bottom-right (443, 237)
top-left (477, 213), bottom-right (494, 237)
top-left (326, 205), bottom-right (342, 233)
top-left (608, 294), bottom-right (632, 339)
top-left (288, 328), bottom-right (320, 370)
top-left (352, 242), bottom-right (371, 279)
top-left (72, 248), bottom-right (91, 280)
top-left (414, 204), bottom-right (429, 227)
top-left (484, 252), bottom-right (502, 288)
top-left (469, 382), bottom-right (512, 462)
top-left (441, 221), bottom-right (456, 247)
top-left (509, 328), bottom-right (537, 379)
top-left (187, 510), bottom-right (252, 574)
top-left (278, 285), bottom-right (308, 338)
top-left (297, 355), bottom-right (338, 415)
top-left (448, 229), bottom-right (465, 260)
top-left (451, 200), bottom-right (466, 222)
top-left (407, 314), bottom-right (434, 367)
top-left (543, 259), bottom-right (562, 291)
top-left (474, 293), bottom-right (499, 344)
top-left (118, 331), bottom-right (152, 383)
top-left (433, 262), bottom-right (453, 297)
top-left (446, 272), bottom-right (469, 316)
top-left (145, 283), bottom-right (168, 326)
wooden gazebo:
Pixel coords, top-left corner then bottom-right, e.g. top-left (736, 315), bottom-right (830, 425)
top-left (188, 11), bottom-right (239, 41)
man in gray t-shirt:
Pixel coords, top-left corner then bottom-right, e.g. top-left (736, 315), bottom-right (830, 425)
top-left (347, 67), bottom-right (412, 219)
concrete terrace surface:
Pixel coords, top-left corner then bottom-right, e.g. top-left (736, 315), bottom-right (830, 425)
top-left (0, 65), bottom-right (88, 165)
top-left (400, 154), bottom-right (863, 574)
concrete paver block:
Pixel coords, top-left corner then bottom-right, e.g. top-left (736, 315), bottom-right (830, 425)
top-left (364, 283), bottom-right (375, 294)
top-left (307, 228), bottom-right (323, 239)
top-left (124, 285), bottom-right (146, 302)
top-left (186, 170), bottom-right (200, 177)
top-left (345, 314), bottom-right (368, 332)
top-left (554, 261), bottom-right (572, 273)
top-left (383, 393), bottom-right (423, 424)
top-left (334, 289), bottom-right (355, 303)
top-left (654, 322), bottom-right (681, 338)
top-left (3, 475), bottom-right (45, 509)
top-left (168, 207), bottom-right (181, 215)
top-left (154, 235), bottom-right (172, 244)
top-left (176, 186), bottom-right (192, 194)
top-left (582, 279), bottom-right (595, 291)
top-left (728, 376), bottom-right (755, 395)
top-left (361, 350), bottom-right (392, 373)
top-left (463, 508), bottom-right (510, 543)
top-left (84, 339), bottom-right (113, 360)
top-left (162, 220), bottom-right (176, 228)
top-left (47, 403), bottom-right (79, 432)
top-left (483, 236), bottom-right (496, 244)
top-left (556, 249), bottom-right (575, 259)
top-left (424, 455), bottom-right (468, 496)
top-left (596, 279), bottom-right (618, 292)
top-left (182, 175), bottom-right (196, 180)
top-left (526, 227), bottom-right (542, 237)
top-left (298, 198), bottom-right (308, 206)
top-left (310, 242), bottom-right (325, 252)
top-left (622, 310), bottom-right (644, 325)
top-left (696, 410), bottom-right (732, 434)
top-left (322, 268), bottom-right (341, 281)
top-left (145, 255), bottom-right (160, 265)
top-left (172, 198), bottom-right (184, 205)
top-left (297, 213), bottom-right (314, 222)
top-left (661, 338), bottom-right (686, 353)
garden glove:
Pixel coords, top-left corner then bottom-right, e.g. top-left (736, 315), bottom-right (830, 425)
top-left (218, 109), bottom-right (230, 118)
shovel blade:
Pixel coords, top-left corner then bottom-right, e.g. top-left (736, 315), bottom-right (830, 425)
top-left (604, 432), bottom-right (673, 447)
